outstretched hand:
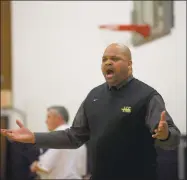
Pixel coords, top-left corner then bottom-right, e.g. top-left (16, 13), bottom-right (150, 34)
top-left (152, 111), bottom-right (169, 140)
top-left (0, 120), bottom-right (35, 143)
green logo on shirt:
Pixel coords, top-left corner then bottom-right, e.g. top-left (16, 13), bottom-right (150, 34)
top-left (121, 106), bottom-right (131, 113)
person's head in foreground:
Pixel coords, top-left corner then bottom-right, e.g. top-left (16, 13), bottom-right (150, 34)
top-left (101, 43), bottom-right (132, 86)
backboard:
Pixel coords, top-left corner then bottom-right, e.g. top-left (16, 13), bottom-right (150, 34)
top-left (131, 1), bottom-right (174, 46)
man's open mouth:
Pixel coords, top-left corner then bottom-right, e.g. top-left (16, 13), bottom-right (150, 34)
top-left (106, 69), bottom-right (114, 79)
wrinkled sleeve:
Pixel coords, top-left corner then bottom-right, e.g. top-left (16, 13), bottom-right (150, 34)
top-left (146, 94), bottom-right (181, 150)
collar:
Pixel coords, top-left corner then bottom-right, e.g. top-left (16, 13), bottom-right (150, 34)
top-left (54, 124), bottom-right (69, 131)
top-left (108, 75), bottom-right (134, 90)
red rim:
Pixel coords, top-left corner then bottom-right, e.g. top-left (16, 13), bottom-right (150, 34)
top-left (99, 24), bottom-right (151, 37)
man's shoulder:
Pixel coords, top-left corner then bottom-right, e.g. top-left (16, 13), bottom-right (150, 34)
top-left (132, 78), bottom-right (162, 100)
top-left (88, 82), bottom-right (107, 95)
top-left (55, 124), bottom-right (70, 131)
top-left (133, 78), bottom-right (157, 91)
top-left (83, 82), bottom-right (107, 103)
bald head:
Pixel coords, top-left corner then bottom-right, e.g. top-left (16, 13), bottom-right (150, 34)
top-left (104, 43), bottom-right (132, 61)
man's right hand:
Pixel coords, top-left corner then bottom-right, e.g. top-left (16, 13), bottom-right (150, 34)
top-left (0, 120), bottom-right (35, 143)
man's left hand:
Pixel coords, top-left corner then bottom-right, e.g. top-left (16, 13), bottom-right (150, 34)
top-left (30, 161), bottom-right (38, 173)
top-left (152, 111), bottom-right (169, 140)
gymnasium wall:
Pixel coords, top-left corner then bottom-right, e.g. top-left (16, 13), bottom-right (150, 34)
top-left (11, 1), bottom-right (186, 133)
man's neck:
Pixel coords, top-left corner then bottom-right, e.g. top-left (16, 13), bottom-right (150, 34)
top-left (52, 123), bottom-right (65, 131)
top-left (109, 75), bottom-right (133, 90)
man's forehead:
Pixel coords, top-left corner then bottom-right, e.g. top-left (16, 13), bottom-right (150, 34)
top-left (47, 109), bottom-right (58, 115)
top-left (103, 43), bottom-right (131, 59)
top-left (103, 46), bottom-right (124, 56)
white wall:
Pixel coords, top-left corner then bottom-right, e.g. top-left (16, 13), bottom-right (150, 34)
top-left (11, 1), bottom-right (186, 133)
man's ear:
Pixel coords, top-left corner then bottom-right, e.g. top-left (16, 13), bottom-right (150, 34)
top-left (128, 60), bottom-right (132, 67)
top-left (128, 61), bottom-right (133, 75)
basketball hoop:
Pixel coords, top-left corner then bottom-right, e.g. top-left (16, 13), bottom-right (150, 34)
top-left (98, 24), bottom-right (151, 47)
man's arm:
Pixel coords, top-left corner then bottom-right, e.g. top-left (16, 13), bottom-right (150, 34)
top-left (34, 101), bottom-right (90, 149)
top-left (146, 94), bottom-right (181, 150)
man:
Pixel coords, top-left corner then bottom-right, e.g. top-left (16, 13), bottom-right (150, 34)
top-left (30, 106), bottom-right (87, 179)
top-left (1, 43), bottom-right (181, 180)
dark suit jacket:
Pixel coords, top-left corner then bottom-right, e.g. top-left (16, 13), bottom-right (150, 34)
top-left (6, 141), bottom-right (40, 180)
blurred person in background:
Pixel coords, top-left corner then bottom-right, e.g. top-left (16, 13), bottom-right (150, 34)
top-left (30, 106), bottom-right (87, 179)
